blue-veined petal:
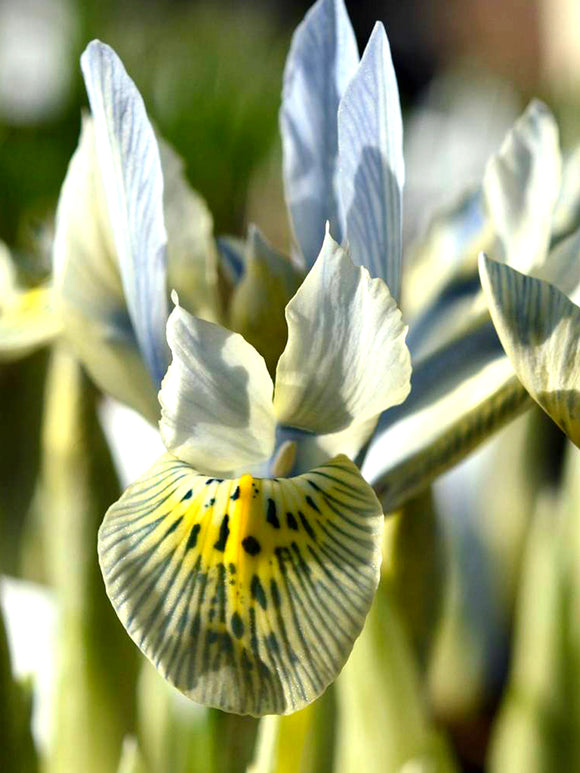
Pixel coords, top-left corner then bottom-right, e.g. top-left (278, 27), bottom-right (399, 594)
top-left (229, 225), bottom-right (303, 376)
top-left (280, 0), bottom-right (359, 268)
top-left (274, 229), bottom-right (411, 436)
top-left (81, 41), bottom-right (169, 388)
top-left (337, 22), bottom-right (404, 299)
top-left (483, 101), bottom-right (561, 274)
top-left (53, 114), bottom-right (158, 421)
top-left (480, 254), bottom-right (580, 447)
top-left (363, 319), bottom-right (530, 511)
top-left (98, 453), bottom-right (383, 716)
top-left (159, 299), bottom-right (276, 475)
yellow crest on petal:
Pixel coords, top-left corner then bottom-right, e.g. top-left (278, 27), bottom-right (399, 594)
top-left (99, 453), bottom-right (383, 716)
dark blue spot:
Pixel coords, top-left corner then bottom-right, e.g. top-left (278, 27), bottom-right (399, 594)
top-left (251, 575), bottom-right (267, 610)
top-left (214, 515), bottom-right (230, 551)
top-left (266, 632), bottom-right (279, 653)
top-left (305, 495), bottom-right (320, 513)
top-left (270, 579), bottom-right (281, 608)
top-left (298, 511), bottom-right (316, 540)
top-left (267, 498), bottom-right (280, 528)
top-left (231, 611), bottom-right (245, 638)
top-left (163, 516), bottom-right (183, 538)
top-left (186, 523), bottom-right (201, 550)
top-left (286, 512), bottom-right (298, 530)
top-left (242, 536), bottom-right (261, 555)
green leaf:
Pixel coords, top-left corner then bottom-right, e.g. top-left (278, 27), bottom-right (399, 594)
top-left (334, 581), bottom-right (458, 773)
top-left (40, 347), bottom-right (139, 773)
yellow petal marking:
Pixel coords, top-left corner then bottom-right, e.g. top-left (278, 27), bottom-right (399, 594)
top-left (98, 453), bottom-right (383, 716)
top-left (0, 285), bottom-right (61, 360)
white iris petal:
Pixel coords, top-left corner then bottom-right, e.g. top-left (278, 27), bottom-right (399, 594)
top-left (159, 298), bottom-right (277, 475)
top-left (81, 40), bottom-right (169, 388)
top-left (274, 228), bottom-right (411, 438)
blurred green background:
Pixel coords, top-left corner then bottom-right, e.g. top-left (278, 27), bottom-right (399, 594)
top-left (2, 1), bottom-right (580, 772)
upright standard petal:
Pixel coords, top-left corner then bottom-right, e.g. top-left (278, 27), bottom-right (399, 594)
top-left (81, 41), bottom-right (169, 387)
top-left (483, 101), bottom-right (561, 274)
top-left (480, 254), bottom-right (580, 447)
top-left (98, 453), bottom-right (383, 715)
top-left (280, 0), bottom-right (359, 268)
top-left (159, 301), bottom-right (276, 475)
top-left (53, 115), bottom-right (158, 422)
top-left (337, 22), bottom-right (404, 299)
top-left (274, 230), bottom-right (411, 436)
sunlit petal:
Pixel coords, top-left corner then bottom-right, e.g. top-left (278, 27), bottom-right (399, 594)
top-left (274, 230), bottom-right (410, 437)
top-left (480, 254), bottom-right (580, 446)
top-left (159, 139), bottom-right (221, 324)
top-left (160, 300), bottom-right (276, 475)
top-left (363, 320), bottom-right (530, 511)
top-left (52, 114), bottom-right (158, 421)
top-left (98, 453), bottom-right (383, 715)
top-left (81, 41), bottom-right (169, 387)
top-left (280, 0), bottom-right (359, 267)
top-left (337, 22), bottom-right (404, 299)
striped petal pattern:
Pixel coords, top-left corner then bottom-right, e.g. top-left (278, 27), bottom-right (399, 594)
top-left (280, 0), bottom-right (359, 267)
top-left (98, 453), bottom-right (383, 716)
top-left (81, 41), bottom-right (169, 388)
top-left (337, 22), bottom-right (404, 299)
top-left (53, 114), bottom-right (158, 421)
top-left (480, 254), bottom-right (580, 446)
top-left (363, 319), bottom-right (530, 511)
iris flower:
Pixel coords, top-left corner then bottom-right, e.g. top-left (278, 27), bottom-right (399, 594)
top-left (52, 0), bottom-right (578, 716)
top-left (100, 231), bottom-right (411, 716)
top-left (71, 0), bottom-right (413, 716)
top-left (5, 0), bottom-right (572, 718)
top-left (476, 105), bottom-right (580, 448)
